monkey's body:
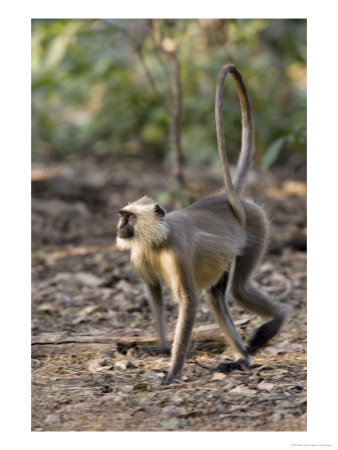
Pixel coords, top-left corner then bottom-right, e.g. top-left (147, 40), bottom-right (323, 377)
top-left (132, 195), bottom-right (265, 289)
top-left (116, 65), bottom-right (286, 385)
top-left (128, 194), bottom-right (245, 289)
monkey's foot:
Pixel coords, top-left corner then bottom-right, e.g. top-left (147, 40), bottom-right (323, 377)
top-left (247, 317), bottom-right (284, 354)
top-left (215, 359), bottom-right (250, 374)
top-left (161, 376), bottom-right (173, 386)
top-left (161, 374), bottom-right (185, 386)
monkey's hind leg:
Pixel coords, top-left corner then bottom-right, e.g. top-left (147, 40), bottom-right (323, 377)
top-left (232, 248), bottom-right (287, 355)
top-left (204, 272), bottom-right (251, 374)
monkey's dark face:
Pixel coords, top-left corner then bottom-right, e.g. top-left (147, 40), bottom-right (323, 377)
top-left (117, 211), bottom-right (136, 239)
top-left (116, 198), bottom-right (168, 250)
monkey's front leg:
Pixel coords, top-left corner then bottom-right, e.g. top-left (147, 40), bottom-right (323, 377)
top-left (145, 282), bottom-right (170, 354)
top-left (162, 285), bottom-right (197, 385)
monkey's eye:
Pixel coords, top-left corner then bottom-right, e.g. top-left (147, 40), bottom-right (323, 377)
top-left (128, 215), bottom-right (135, 224)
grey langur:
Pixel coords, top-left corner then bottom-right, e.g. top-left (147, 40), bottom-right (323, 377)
top-left (116, 64), bottom-right (286, 385)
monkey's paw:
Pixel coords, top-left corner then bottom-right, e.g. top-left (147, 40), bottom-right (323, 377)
top-left (161, 375), bottom-right (174, 386)
top-left (215, 359), bottom-right (250, 374)
top-left (160, 373), bottom-right (185, 386)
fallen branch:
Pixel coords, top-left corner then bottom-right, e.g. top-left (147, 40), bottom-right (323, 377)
top-left (31, 324), bottom-right (226, 357)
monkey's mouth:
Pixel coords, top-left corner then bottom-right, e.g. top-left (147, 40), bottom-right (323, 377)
top-left (117, 228), bottom-right (134, 239)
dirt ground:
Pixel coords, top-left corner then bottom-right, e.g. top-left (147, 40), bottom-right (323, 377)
top-left (31, 156), bottom-right (306, 431)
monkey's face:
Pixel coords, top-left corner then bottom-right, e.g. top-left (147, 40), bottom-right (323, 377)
top-left (117, 211), bottom-right (136, 240)
top-left (116, 196), bottom-right (168, 250)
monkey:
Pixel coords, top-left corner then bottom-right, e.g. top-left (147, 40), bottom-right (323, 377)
top-left (116, 64), bottom-right (286, 385)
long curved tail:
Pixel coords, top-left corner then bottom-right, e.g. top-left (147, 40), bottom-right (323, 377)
top-left (215, 64), bottom-right (254, 226)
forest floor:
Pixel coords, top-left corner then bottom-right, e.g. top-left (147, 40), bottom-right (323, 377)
top-left (31, 155), bottom-right (307, 431)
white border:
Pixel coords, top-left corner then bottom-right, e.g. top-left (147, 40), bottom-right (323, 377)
top-left (1, 1), bottom-right (337, 449)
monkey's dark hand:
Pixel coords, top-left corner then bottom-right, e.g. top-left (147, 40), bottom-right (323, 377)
top-left (161, 372), bottom-right (180, 386)
top-left (215, 359), bottom-right (250, 374)
top-left (161, 376), bottom-right (173, 386)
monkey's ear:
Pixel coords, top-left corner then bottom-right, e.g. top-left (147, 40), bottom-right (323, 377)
top-left (152, 204), bottom-right (166, 217)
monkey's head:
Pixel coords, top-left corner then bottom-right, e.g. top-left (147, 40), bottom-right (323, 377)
top-left (116, 196), bottom-right (169, 250)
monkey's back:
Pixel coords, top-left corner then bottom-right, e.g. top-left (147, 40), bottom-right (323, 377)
top-left (179, 193), bottom-right (246, 246)
top-left (165, 194), bottom-right (244, 289)
top-left (165, 194), bottom-right (269, 290)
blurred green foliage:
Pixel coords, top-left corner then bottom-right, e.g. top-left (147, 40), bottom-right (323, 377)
top-left (32, 19), bottom-right (306, 168)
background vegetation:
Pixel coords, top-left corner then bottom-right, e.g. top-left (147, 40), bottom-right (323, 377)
top-left (31, 19), bottom-right (306, 171)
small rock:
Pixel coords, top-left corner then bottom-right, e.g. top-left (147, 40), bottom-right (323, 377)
top-left (119, 385), bottom-right (133, 393)
top-left (74, 272), bottom-right (102, 287)
top-left (88, 358), bottom-right (113, 372)
top-left (257, 381), bottom-right (275, 391)
top-left (59, 402), bottom-right (85, 413)
top-left (115, 279), bottom-right (131, 293)
top-left (162, 406), bottom-right (179, 418)
top-left (264, 346), bottom-right (285, 355)
top-left (275, 342), bottom-right (303, 351)
top-left (212, 372), bottom-right (226, 381)
top-left (83, 389), bottom-right (96, 396)
top-left (114, 360), bottom-right (129, 370)
top-left (229, 384), bottom-right (256, 396)
top-left (172, 393), bottom-right (185, 404)
top-left (145, 371), bottom-right (165, 380)
top-left (45, 414), bottom-right (60, 424)
top-left (100, 393), bottom-right (118, 403)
